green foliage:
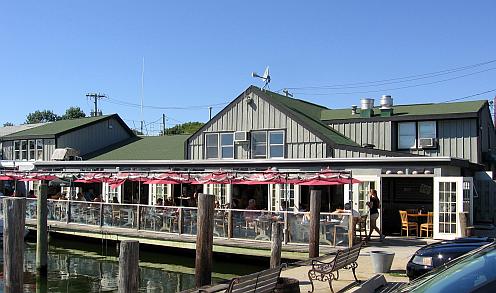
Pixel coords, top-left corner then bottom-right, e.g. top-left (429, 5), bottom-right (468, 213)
top-left (25, 110), bottom-right (60, 124)
top-left (163, 121), bottom-right (204, 135)
top-left (3, 122), bottom-right (14, 127)
top-left (61, 107), bottom-right (86, 120)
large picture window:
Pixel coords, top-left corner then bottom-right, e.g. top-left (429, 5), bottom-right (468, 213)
top-left (251, 130), bottom-right (285, 159)
top-left (398, 121), bottom-right (437, 149)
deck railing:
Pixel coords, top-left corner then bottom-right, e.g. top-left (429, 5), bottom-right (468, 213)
top-left (9, 198), bottom-right (354, 248)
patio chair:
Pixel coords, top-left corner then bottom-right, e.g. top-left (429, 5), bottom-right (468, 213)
top-left (420, 212), bottom-right (433, 237)
top-left (399, 210), bottom-right (418, 236)
top-left (356, 214), bottom-right (368, 240)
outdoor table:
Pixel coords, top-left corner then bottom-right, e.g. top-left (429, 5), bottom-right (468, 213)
top-left (408, 213), bottom-right (429, 233)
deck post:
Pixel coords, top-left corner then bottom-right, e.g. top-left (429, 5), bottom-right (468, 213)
top-left (283, 211), bottom-right (289, 244)
top-left (118, 240), bottom-right (140, 293)
top-left (3, 197), bottom-right (26, 293)
top-left (66, 200), bottom-right (71, 224)
top-left (99, 202), bottom-right (104, 226)
top-left (195, 193), bottom-right (214, 288)
top-left (270, 221), bottom-right (283, 268)
top-left (37, 181), bottom-right (48, 277)
top-left (178, 207), bottom-right (184, 235)
top-left (136, 204), bottom-right (141, 230)
top-left (309, 189), bottom-right (321, 258)
top-left (227, 208), bottom-right (233, 239)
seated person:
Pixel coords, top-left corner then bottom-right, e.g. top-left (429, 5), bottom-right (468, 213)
top-left (243, 198), bottom-right (258, 224)
top-left (76, 192), bottom-right (84, 201)
top-left (84, 189), bottom-right (94, 201)
top-left (112, 196), bottom-right (119, 203)
top-left (27, 190), bottom-right (36, 198)
top-left (156, 198), bottom-right (164, 206)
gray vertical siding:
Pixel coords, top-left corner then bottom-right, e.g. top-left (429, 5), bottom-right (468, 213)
top-left (1, 138), bottom-right (56, 160)
top-left (56, 117), bottom-right (132, 156)
top-left (479, 109), bottom-right (496, 155)
top-left (188, 92), bottom-right (328, 160)
top-left (328, 121), bottom-right (392, 151)
top-left (44, 139), bottom-right (55, 160)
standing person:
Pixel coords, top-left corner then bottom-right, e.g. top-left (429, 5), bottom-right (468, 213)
top-left (366, 189), bottom-right (384, 241)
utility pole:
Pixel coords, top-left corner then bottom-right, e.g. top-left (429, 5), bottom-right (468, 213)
top-left (208, 107), bottom-right (212, 120)
top-left (86, 93), bottom-right (107, 117)
top-left (162, 114), bottom-right (167, 135)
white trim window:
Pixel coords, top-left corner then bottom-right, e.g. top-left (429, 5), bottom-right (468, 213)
top-left (205, 184), bottom-right (229, 206)
top-left (149, 184), bottom-right (170, 205)
top-left (418, 121), bottom-right (436, 141)
top-left (269, 184), bottom-right (299, 212)
top-left (103, 183), bottom-right (121, 203)
top-left (205, 133), bottom-right (219, 159)
top-left (398, 122), bottom-right (416, 149)
top-left (35, 139), bottom-right (43, 160)
top-left (220, 133), bottom-right (234, 159)
top-left (251, 130), bottom-right (285, 159)
top-left (28, 140), bottom-right (36, 161)
top-left (14, 141), bottom-right (21, 160)
top-left (21, 140), bottom-right (28, 160)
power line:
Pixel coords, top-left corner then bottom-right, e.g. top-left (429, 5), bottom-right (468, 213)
top-left (103, 97), bottom-right (228, 110)
top-left (442, 88), bottom-right (496, 103)
top-left (281, 58), bottom-right (496, 91)
top-left (291, 67), bottom-right (496, 96)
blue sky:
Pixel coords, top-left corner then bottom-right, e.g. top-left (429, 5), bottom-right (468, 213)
top-left (1, 1), bottom-right (495, 133)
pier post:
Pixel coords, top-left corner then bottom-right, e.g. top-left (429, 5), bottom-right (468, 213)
top-left (270, 221), bottom-right (283, 268)
top-left (118, 240), bottom-right (140, 293)
top-left (37, 181), bottom-right (48, 276)
top-left (178, 207), bottom-right (184, 234)
top-left (195, 193), bottom-right (214, 288)
top-left (309, 189), bottom-right (321, 258)
top-left (3, 197), bottom-right (26, 293)
top-left (227, 209), bottom-right (233, 239)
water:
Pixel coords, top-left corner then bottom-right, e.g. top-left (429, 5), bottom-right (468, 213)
top-left (0, 238), bottom-right (265, 293)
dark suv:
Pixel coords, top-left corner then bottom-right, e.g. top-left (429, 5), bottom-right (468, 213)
top-left (406, 237), bottom-right (494, 280)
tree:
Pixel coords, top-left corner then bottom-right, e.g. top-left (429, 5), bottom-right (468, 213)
top-left (25, 110), bottom-right (60, 124)
top-left (3, 122), bottom-right (13, 127)
top-left (163, 121), bottom-right (204, 135)
top-left (61, 107), bottom-right (86, 120)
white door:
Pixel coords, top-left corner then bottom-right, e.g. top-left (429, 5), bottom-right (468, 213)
top-left (433, 177), bottom-right (473, 240)
top-left (346, 176), bottom-right (381, 234)
top-left (269, 184), bottom-right (300, 212)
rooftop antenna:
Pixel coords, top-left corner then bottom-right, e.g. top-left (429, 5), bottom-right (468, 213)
top-left (282, 89), bottom-right (293, 97)
top-left (252, 66), bottom-right (271, 90)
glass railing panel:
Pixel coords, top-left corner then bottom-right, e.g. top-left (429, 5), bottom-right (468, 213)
top-left (287, 211), bottom-right (309, 244)
top-left (320, 212), bottom-right (351, 247)
top-left (231, 209), bottom-right (276, 241)
top-left (47, 199), bottom-right (68, 222)
top-left (181, 207), bottom-right (198, 235)
top-left (69, 201), bottom-right (102, 226)
top-left (213, 208), bottom-right (228, 238)
top-left (26, 198), bottom-right (38, 219)
top-left (139, 205), bottom-right (179, 233)
top-left (101, 203), bottom-right (137, 229)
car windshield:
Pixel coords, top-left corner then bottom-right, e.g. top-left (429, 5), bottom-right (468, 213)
top-left (399, 242), bottom-right (496, 292)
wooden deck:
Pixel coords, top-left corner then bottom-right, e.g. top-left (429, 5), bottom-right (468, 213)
top-left (26, 219), bottom-right (339, 260)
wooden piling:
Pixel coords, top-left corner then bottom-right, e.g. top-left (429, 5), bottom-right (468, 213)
top-left (37, 182), bottom-right (48, 276)
top-left (3, 197), bottom-right (26, 293)
top-left (118, 240), bottom-right (140, 293)
top-left (195, 193), bottom-right (214, 288)
top-left (309, 189), bottom-right (322, 258)
top-left (270, 221), bottom-right (283, 268)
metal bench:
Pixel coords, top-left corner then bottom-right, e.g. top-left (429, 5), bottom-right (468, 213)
top-left (198, 265), bottom-right (285, 293)
top-left (308, 243), bottom-right (362, 293)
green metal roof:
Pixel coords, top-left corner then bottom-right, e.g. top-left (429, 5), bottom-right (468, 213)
top-left (253, 87), bottom-right (360, 147)
top-left (87, 135), bottom-right (189, 160)
top-left (320, 100), bottom-right (487, 120)
top-left (3, 115), bottom-right (115, 139)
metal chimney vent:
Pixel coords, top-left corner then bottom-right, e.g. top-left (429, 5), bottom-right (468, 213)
top-left (360, 98), bottom-right (374, 110)
top-left (380, 95), bottom-right (393, 109)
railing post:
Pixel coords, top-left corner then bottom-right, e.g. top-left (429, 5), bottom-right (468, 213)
top-left (66, 200), bottom-right (71, 224)
top-left (195, 193), bottom-right (214, 288)
top-left (227, 209), bottom-right (233, 239)
top-left (270, 221), bottom-right (283, 268)
top-left (309, 189), bottom-right (322, 258)
top-left (349, 213), bottom-right (353, 248)
top-left (37, 181), bottom-right (48, 277)
top-left (100, 203), bottom-right (104, 227)
top-left (118, 240), bottom-right (139, 293)
top-left (3, 197), bottom-right (26, 293)
top-left (284, 211), bottom-right (289, 244)
top-left (136, 204), bottom-right (141, 231)
top-left (178, 207), bottom-right (184, 235)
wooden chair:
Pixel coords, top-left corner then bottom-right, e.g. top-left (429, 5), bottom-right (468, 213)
top-left (420, 212), bottom-right (433, 237)
top-left (399, 210), bottom-right (418, 236)
top-left (355, 215), bottom-right (368, 240)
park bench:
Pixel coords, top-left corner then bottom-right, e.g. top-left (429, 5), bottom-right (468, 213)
top-left (307, 243), bottom-right (362, 293)
top-left (197, 264), bottom-right (285, 293)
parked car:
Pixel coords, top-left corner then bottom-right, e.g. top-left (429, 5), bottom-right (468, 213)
top-left (406, 237), bottom-right (494, 280)
top-left (398, 241), bottom-right (496, 292)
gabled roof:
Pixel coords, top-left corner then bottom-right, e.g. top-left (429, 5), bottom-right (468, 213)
top-left (249, 87), bottom-right (360, 147)
top-left (86, 135), bottom-right (189, 161)
top-left (0, 123), bottom-right (46, 137)
top-left (2, 114), bottom-right (134, 139)
top-left (321, 100), bottom-right (488, 121)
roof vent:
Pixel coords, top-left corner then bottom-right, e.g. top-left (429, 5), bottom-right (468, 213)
top-left (51, 148), bottom-right (81, 161)
top-left (380, 95), bottom-right (393, 109)
top-left (360, 98), bottom-right (374, 118)
top-left (380, 95), bottom-right (394, 117)
top-left (351, 105), bottom-right (357, 115)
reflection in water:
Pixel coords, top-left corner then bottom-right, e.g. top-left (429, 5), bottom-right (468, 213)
top-left (0, 240), bottom-right (263, 293)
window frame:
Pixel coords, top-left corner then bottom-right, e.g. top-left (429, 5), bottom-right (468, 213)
top-left (397, 121), bottom-right (437, 150)
top-left (251, 130), bottom-right (286, 159)
top-left (205, 133), bottom-right (219, 159)
top-left (220, 132), bottom-right (234, 159)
